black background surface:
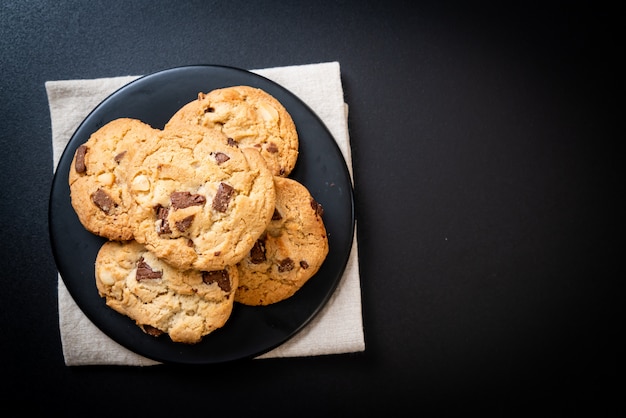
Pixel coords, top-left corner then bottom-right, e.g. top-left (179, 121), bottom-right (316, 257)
top-left (1, 1), bottom-right (620, 415)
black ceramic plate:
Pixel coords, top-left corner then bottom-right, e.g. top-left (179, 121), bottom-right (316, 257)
top-left (49, 65), bottom-right (355, 364)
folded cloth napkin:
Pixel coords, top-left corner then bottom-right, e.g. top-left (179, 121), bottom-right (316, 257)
top-left (46, 61), bottom-right (364, 366)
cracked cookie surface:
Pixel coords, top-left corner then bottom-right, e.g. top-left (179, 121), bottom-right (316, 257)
top-left (235, 176), bottom-right (329, 305)
top-left (128, 125), bottom-right (276, 271)
top-left (95, 240), bottom-right (238, 344)
top-left (165, 85), bottom-right (299, 177)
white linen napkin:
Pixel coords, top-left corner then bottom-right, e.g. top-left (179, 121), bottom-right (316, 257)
top-left (46, 61), bottom-right (364, 366)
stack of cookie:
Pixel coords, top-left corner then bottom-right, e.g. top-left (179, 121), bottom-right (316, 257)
top-left (68, 86), bottom-right (329, 344)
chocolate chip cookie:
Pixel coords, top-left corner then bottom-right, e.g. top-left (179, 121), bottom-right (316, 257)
top-left (68, 118), bottom-right (159, 240)
top-left (165, 85), bottom-right (299, 177)
top-left (235, 176), bottom-right (329, 305)
top-left (127, 125), bottom-right (276, 271)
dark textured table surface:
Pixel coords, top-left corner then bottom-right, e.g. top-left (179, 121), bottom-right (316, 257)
top-left (1, 1), bottom-right (620, 414)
